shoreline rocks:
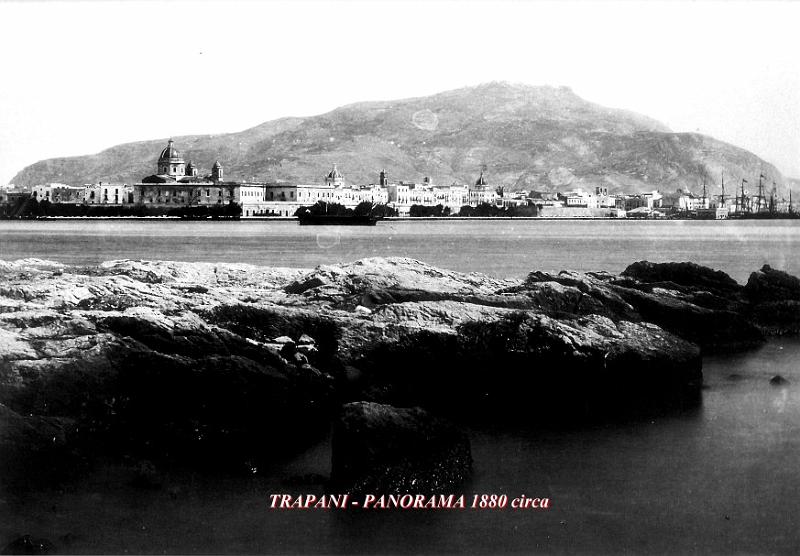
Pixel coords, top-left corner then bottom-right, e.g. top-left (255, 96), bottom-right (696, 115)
top-left (1, 256), bottom-right (797, 489)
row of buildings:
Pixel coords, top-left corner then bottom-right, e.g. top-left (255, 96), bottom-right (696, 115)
top-left (3, 139), bottom-right (785, 218)
top-left (3, 140), bottom-right (499, 217)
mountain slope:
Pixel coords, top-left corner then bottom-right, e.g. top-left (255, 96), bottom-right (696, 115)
top-left (10, 82), bottom-right (787, 196)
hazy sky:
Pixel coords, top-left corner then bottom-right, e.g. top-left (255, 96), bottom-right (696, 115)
top-left (1, 0), bottom-right (798, 185)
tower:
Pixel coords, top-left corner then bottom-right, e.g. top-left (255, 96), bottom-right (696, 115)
top-left (157, 139), bottom-right (185, 178)
top-left (212, 160), bottom-right (223, 183)
top-left (379, 169), bottom-right (388, 187)
top-left (186, 160), bottom-right (198, 177)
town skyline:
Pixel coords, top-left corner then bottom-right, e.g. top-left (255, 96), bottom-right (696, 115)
top-left (1, 1), bottom-right (799, 186)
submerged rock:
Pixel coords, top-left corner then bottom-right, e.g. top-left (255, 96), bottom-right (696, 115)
top-left (331, 402), bottom-right (471, 495)
top-left (769, 375), bottom-right (789, 386)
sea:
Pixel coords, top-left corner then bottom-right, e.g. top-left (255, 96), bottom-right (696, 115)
top-left (1, 218), bottom-right (799, 554)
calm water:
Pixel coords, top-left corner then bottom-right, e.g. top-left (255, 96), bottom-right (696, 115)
top-left (2, 219), bottom-right (800, 553)
top-left (1, 218), bottom-right (799, 282)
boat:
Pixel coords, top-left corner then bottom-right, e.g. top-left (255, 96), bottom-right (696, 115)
top-left (295, 201), bottom-right (386, 225)
top-left (297, 213), bottom-right (381, 226)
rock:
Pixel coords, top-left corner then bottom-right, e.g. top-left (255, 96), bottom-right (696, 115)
top-left (608, 284), bottom-right (764, 352)
top-left (297, 344), bottom-right (318, 356)
top-left (745, 265), bottom-right (800, 303)
top-left (3, 255), bottom-right (796, 484)
top-left (182, 285), bottom-right (208, 294)
top-left (280, 341), bottom-right (297, 359)
top-left (331, 402), bottom-right (471, 495)
top-left (1, 535), bottom-right (55, 555)
top-left (622, 261), bottom-right (742, 295)
top-left (749, 300), bottom-right (800, 336)
top-left (285, 276), bottom-right (330, 295)
top-left (297, 334), bottom-right (315, 345)
top-left (770, 375), bottom-right (789, 386)
top-left (350, 310), bottom-right (703, 417)
top-left (744, 266), bottom-right (800, 334)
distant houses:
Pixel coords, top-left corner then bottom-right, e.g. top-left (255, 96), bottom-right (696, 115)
top-left (3, 139), bottom-right (791, 219)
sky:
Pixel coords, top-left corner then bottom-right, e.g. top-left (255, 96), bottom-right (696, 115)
top-left (0, 0), bottom-right (798, 185)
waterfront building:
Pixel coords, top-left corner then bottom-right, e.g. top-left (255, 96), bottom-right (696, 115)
top-left (385, 175), bottom-right (469, 216)
top-left (133, 140), bottom-right (243, 210)
top-left (528, 191), bottom-right (563, 208)
top-left (31, 183), bottom-right (83, 203)
top-left (624, 191), bottom-right (663, 211)
top-left (468, 171), bottom-right (499, 206)
top-left (432, 182), bottom-right (469, 210)
top-left (252, 168), bottom-right (391, 217)
top-left (661, 189), bottom-right (710, 212)
top-left (84, 183), bottom-right (134, 205)
top-left (562, 189), bottom-right (599, 209)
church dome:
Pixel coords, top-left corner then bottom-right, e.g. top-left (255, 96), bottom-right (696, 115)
top-left (327, 164), bottom-right (342, 180)
top-left (158, 139), bottom-right (184, 163)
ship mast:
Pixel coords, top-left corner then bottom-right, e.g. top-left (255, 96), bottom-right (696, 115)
top-left (755, 173), bottom-right (766, 213)
top-left (769, 180), bottom-right (777, 214)
top-left (739, 179), bottom-right (748, 214)
top-left (702, 177), bottom-right (707, 208)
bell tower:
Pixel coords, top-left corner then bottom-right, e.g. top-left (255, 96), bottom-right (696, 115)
top-left (212, 161), bottom-right (223, 183)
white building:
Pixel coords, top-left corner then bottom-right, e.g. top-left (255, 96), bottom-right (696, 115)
top-left (468, 172), bottom-right (499, 207)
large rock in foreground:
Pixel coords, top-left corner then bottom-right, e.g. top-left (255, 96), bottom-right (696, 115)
top-left (2, 256), bottom-right (795, 482)
top-left (331, 402), bottom-right (471, 495)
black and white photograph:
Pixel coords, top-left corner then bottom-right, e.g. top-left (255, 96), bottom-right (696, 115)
top-left (1, 0), bottom-right (799, 553)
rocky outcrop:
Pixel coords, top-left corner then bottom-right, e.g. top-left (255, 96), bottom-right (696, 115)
top-left (622, 261), bottom-right (742, 296)
top-left (1, 256), bottom-right (797, 486)
top-left (519, 265), bottom-right (761, 352)
top-left (331, 402), bottom-right (471, 495)
top-left (0, 260), bottom-right (334, 475)
top-left (744, 265), bottom-right (800, 335)
top-left (745, 264), bottom-right (800, 302)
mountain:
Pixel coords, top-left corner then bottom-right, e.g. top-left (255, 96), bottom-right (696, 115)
top-left (10, 82), bottom-right (788, 196)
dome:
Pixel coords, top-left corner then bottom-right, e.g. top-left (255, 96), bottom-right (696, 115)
top-left (327, 164), bottom-right (342, 180)
top-left (158, 139), bottom-right (184, 163)
top-left (213, 160), bottom-right (222, 169)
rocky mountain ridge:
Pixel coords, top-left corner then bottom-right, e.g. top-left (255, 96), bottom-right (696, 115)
top-left (10, 82), bottom-right (789, 196)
